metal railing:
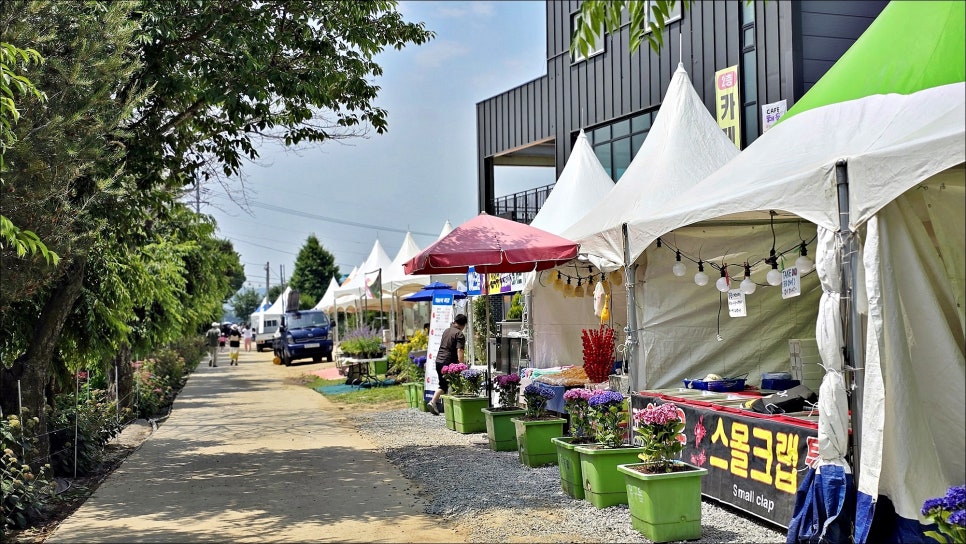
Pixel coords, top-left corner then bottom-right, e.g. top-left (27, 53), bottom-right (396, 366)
top-left (492, 183), bottom-right (555, 224)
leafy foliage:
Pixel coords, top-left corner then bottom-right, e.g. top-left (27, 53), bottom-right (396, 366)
top-left (48, 390), bottom-right (126, 477)
top-left (387, 330), bottom-right (428, 383)
top-left (290, 235), bottom-right (340, 305)
top-left (572, 1), bottom-right (692, 57)
top-left (231, 287), bottom-right (264, 324)
top-left (1, 411), bottom-right (55, 530)
top-left (339, 326), bottom-right (384, 357)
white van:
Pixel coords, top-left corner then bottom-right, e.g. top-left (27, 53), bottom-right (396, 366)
top-left (251, 312), bottom-right (282, 352)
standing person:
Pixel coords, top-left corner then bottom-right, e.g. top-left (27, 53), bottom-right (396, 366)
top-left (218, 324), bottom-right (227, 353)
top-left (251, 327), bottom-right (258, 351)
top-left (228, 325), bottom-right (242, 366)
top-left (205, 322), bottom-right (221, 367)
top-left (242, 324), bottom-right (252, 352)
top-left (426, 314), bottom-right (467, 415)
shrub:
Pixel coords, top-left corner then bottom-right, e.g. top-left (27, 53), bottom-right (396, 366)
top-left (48, 389), bottom-right (126, 477)
top-left (1, 411), bottom-right (55, 530)
top-left (587, 390), bottom-right (627, 448)
top-left (340, 326), bottom-right (384, 357)
top-left (523, 383), bottom-right (555, 419)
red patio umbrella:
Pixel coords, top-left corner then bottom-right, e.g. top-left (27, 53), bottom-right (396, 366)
top-left (403, 212), bottom-right (580, 275)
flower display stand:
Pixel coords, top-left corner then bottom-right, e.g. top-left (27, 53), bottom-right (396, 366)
top-left (450, 396), bottom-right (489, 434)
top-left (552, 437), bottom-right (589, 499)
top-left (482, 407), bottom-right (526, 451)
top-left (512, 417), bottom-right (566, 467)
top-left (441, 395), bottom-right (456, 430)
top-left (618, 462), bottom-right (708, 543)
top-left (573, 444), bottom-right (646, 508)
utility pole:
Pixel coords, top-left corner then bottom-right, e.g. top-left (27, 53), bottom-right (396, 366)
top-left (195, 180), bottom-right (201, 214)
top-left (280, 264), bottom-right (285, 285)
top-left (265, 262), bottom-right (270, 294)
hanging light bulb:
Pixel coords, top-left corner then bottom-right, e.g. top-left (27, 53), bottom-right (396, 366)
top-left (739, 262), bottom-right (757, 295)
top-left (766, 255), bottom-right (782, 286)
top-left (563, 277), bottom-right (573, 297)
top-left (574, 279), bottom-right (585, 297)
top-left (715, 267), bottom-right (731, 292)
top-left (794, 241), bottom-right (814, 274)
top-left (693, 261), bottom-right (709, 286)
top-left (672, 250), bottom-right (687, 277)
top-left (610, 269), bottom-right (623, 286)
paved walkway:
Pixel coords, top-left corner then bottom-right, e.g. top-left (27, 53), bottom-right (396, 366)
top-left (47, 349), bottom-right (459, 543)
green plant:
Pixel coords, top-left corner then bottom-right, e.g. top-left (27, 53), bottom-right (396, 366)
top-left (632, 402), bottom-right (687, 472)
top-left (339, 326), bottom-right (384, 357)
top-left (1, 411), bottom-right (55, 530)
top-left (472, 296), bottom-right (495, 364)
top-left (587, 390), bottom-right (628, 448)
top-left (48, 389), bottom-right (126, 477)
top-left (506, 293), bottom-right (523, 320)
top-left (523, 383), bottom-right (555, 418)
top-left (388, 330), bottom-right (428, 383)
top-left (922, 485), bottom-right (965, 544)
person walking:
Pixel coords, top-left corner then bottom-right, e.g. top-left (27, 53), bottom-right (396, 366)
top-left (242, 324), bottom-right (252, 352)
top-left (426, 314), bottom-right (467, 415)
top-left (205, 322), bottom-right (221, 367)
top-left (228, 325), bottom-right (242, 366)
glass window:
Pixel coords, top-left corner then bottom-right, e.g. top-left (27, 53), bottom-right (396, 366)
top-left (742, 50), bottom-right (757, 104)
top-left (593, 125), bottom-right (611, 143)
top-left (742, 2), bottom-right (755, 22)
top-left (743, 25), bottom-right (755, 49)
top-left (594, 143), bottom-right (612, 179)
top-left (612, 119), bottom-right (630, 138)
top-left (646, 0), bottom-right (682, 30)
top-left (612, 137), bottom-right (632, 180)
top-left (744, 104), bottom-right (759, 147)
top-left (631, 112), bottom-right (652, 133)
top-left (571, 12), bottom-right (604, 62)
top-left (632, 132), bottom-right (647, 156)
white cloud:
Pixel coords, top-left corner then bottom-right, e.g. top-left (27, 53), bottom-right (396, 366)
top-left (412, 39), bottom-right (469, 69)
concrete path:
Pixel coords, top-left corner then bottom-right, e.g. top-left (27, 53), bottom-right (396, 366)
top-left (47, 348), bottom-right (460, 543)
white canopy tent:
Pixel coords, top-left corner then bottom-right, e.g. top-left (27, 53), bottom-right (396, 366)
top-left (312, 277), bottom-right (340, 311)
top-left (586, 2), bottom-right (964, 539)
top-left (520, 129), bottom-right (615, 367)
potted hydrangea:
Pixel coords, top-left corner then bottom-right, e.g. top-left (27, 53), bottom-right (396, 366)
top-left (482, 373), bottom-right (526, 451)
top-left (552, 387), bottom-right (597, 499)
top-left (617, 402), bottom-right (708, 542)
top-left (921, 484), bottom-right (965, 544)
top-left (573, 390), bottom-right (646, 508)
top-left (511, 383), bottom-right (566, 467)
top-left (438, 363), bottom-right (468, 430)
top-left (449, 367), bottom-right (489, 434)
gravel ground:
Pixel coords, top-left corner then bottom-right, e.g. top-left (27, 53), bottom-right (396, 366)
top-left (356, 408), bottom-right (787, 543)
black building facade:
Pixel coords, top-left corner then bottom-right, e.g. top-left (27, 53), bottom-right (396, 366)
top-left (476, 0), bottom-right (888, 219)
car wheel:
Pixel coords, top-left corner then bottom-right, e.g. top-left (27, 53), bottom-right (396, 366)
top-left (326, 352), bottom-right (333, 363)
top-left (312, 356), bottom-right (322, 363)
top-left (283, 355), bottom-right (292, 366)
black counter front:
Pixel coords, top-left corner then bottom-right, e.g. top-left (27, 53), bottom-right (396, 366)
top-left (632, 392), bottom-right (820, 529)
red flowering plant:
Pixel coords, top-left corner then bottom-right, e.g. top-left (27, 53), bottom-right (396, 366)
top-left (581, 325), bottom-right (615, 383)
top-left (440, 363), bottom-right (469, 395)
top-left (633, 402), bottom-right (688, 473)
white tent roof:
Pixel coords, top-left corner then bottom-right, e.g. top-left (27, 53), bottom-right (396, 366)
top-left (312, 277), bottom-right (341, 311)
top-left (383, 232), bottom-right (423, 292)
top-left (563, 63), bottom-right (740, 269)
top-left (436, 220), bottom-right (453, 240)
top-left (263, 286), bottom-right (291, 315)
top-left (334, 239), bottom-right (392, 298)
top-left (529, 130), bottom-right (614, 234)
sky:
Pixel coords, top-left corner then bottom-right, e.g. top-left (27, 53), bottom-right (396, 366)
top-left (206, 1), bottom-right (555, 295)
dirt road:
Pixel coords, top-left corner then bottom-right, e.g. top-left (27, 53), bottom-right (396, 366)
top-left (46, 349), bottom-right (462, 543)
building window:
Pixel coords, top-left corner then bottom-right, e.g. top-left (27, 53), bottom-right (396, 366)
top-left (587, 110), bottom-right (656, 181)
top-left (571, 11), bottom-right (604, 62)
top-left (645, 0), bottom-right (683, 33)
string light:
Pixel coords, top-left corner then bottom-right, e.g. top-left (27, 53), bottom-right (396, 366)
top-left (740, 262), bottom-right (757, 295)
top-left (672, 250), bottom-right (687, 277)
top-left (610, 269), bottom-right (623, 286)
top-left (766, 259), bottom-right (782, 286)
top-left (795, 241), bottom-right (814, 274)
top-left (573, 279), bottom-right (584, 298)
top-left (715, 267), bottom-right (731, 292)
top-left (694, 261), bottom-right (709, 286)
top-left (564, 277), bottom-right (573, 297)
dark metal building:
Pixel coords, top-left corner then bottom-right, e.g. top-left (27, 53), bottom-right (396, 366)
top-left (477, 0), bottom-right (888, 220)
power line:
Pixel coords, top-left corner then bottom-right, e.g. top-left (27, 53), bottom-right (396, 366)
top-left (250, 202), bottom-right (437, 237)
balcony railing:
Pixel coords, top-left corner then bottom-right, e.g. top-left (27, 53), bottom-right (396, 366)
top-left (492, 183), bottom-right (555, 224)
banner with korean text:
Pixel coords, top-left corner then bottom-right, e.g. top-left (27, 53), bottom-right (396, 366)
top-left (715, 65), bottom-right (741, 148)
top-left (424, 293), bottom-right (455, 403)
top-left (633, 393), bottom-right (818, 528)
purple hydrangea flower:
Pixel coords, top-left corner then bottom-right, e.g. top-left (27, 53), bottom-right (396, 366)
top-left (587, 390), bottom-right (624, 408)
top-left (944, 485), bottom-right (966, 511)
top-left (921, 497), bottom-right (945, 516)
top-left (949, 509), bottom-right (966, 528)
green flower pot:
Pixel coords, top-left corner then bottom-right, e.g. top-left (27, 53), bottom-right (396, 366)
top-left (450, 396), bottom-right (489, 433)
top-left (552, 436), bottom-right (593, 499)
top-left (482, 407), bottom-right (526, 451)
top-left (574, 444), bottom-right (646, 508)
top-left (416, 383), bottom-right (429, 412)
top-left (512, 417), bottom-right (566, 467)
top-left (441, 395), bottom-right (456, 430)
top-left (618, 462), bottom-right (708, 543)
top-left (401, 383), bottom-right (418, 409)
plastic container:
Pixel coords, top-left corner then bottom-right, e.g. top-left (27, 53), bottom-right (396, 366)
top-left (682, 378), bottom-right (747, 392)
top-left (761, 378), bottom-right (801, 391)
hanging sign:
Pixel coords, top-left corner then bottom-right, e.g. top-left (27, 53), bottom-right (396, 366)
top-left (715, 65), bottom-right (742, 149)
top-left (728, 290), bottom-right (747, 317)
top-left (486, 272), bottom-right (525, 294)
top-left (424, 293), bottom-right (455, 402)
top-left (466, 266), bottom-right (483, 296)
top-left (761, 99), bottom-right (787, 132)
top-left (781, 267), bottom-right (802, 299)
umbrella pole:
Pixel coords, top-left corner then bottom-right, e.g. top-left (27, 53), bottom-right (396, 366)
top-left (485, 292), bottom-right (492, 408)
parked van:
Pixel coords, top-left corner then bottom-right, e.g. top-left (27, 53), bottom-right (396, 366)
top-left (251, 312), bottom-right (282, 352)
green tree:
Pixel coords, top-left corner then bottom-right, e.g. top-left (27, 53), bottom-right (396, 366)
top-left (289, 235), bottom-right (340, 305)
top-left (232, 288), bottom-right (263, 324)
top-left (572, 1), bottom-right (692, 57)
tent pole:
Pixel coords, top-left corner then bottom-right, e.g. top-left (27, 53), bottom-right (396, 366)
top-left (836, 159), bottom-right (864, 485)
top-left (622, 224), bottom-right (639, 444)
